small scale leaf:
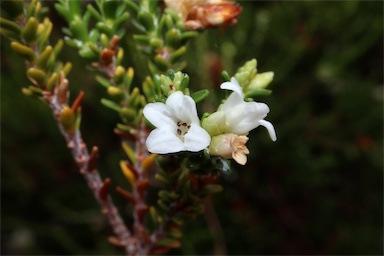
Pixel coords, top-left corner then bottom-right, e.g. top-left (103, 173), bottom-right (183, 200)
top-left (100, 98), bottom-right (121, 112)
top-left (95, 75), bottom-right (112, 88)
top-left (244, 88), bottom-right (272, 98)
top-left (221, 70), bottom-right (231, 81)
top-left (191, 89), bottom-right (209, 103)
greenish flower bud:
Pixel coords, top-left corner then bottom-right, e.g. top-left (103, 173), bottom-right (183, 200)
top-left (202, 111), bottom-right (227, 137)
top-left (248, 71), bottom-right (274, 89)
top-left (237, 59), bottom-right (257, 76)
top-left (234, 59), bottom-right (258, 89)
top-left (160, 74), bottom-right (174, 95)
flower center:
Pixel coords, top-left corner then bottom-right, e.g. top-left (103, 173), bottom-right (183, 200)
top-left (176, 121), bottom-right (191, 141)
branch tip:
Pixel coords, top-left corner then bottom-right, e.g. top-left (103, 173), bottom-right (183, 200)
top-left (107, 236), bottom-right (124, 248)
top-left (71, 90), bottom-right (85, 113)
top-left (87, 146), bottom-right (99, 172)
top-left (99, 178), bottom-right (111, 201)
top-left (116, 186), bottom-right (136, 205)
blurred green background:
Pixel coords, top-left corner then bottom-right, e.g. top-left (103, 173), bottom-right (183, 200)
top-left (1, 1), bottom-right (383, 255)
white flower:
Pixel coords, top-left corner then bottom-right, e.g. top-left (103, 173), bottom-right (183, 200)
top-left (143, 91), bottom-right (211, 154)
top-left (220, 77), bottom-right (277, 141)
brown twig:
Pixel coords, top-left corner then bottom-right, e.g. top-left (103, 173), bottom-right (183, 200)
top-left (44, 91), bottom-right (134, 255)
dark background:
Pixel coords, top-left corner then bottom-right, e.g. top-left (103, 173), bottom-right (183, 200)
top-left (1, 1), bottom-right (383, 255)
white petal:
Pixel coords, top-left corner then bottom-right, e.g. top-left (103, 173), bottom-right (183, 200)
top-left (223, 101), bottom-right (268, 135)
top-left (222, 91), bottom-right (244, 113)
top-left (146, 128), bottom-right (184, 154)
top-left (183, 123), bottom-right (211, 152)
top-left (220, 77), bottom-right (244, 98)
top-left (166, 91), bottom-right (199, 124)
top-left (259, 120), bottom-right (277, 141)
top-left (143, 102), bottom-right (176, 129)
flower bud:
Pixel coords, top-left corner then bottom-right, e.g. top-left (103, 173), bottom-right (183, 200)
top-left (248, 71), bottom-right (274, 89)
top-left (209, 134), bottom-right (250, 165)
top-left (202, 111), bottom-right (226, 137)
top-left (234, 59), bottom-right (258, 89)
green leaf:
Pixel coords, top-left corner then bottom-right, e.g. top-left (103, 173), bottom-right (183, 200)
top-left (100, 98), bottom-right (121, 112)
top-left (244, 88), bottom-right (272, 98)
top-left (191, 89), bottom-right (209, 103)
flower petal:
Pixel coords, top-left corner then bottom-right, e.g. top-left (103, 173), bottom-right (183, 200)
top-left (232, 151), bottom-right (247, 165)
top-left (222, 91), bottom-right (244, 113)
top-left (228, 102), bottom-right (270, 134)
top-left (146, 128), bottom-right (184, 154)
top-left (143, 102), bottom-right (177, 129)
top-left (220, 77), bottom-right (244, 98)
top-left (259, 119), bottom-right (277, 141)
top-left (183, 123), bottom-right (211, 152)
top-left (166, 91), bottom-right (200, 124)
